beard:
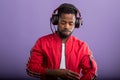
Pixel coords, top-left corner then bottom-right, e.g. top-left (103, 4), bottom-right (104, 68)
top-left (57, 28), bottom-right (73, 39)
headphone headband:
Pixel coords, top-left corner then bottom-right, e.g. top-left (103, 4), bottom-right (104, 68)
top-left (51, 3), bottom-right (83, 28)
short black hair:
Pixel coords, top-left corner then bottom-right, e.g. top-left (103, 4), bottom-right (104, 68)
top-left (57, 3), bottom-right (78, 17)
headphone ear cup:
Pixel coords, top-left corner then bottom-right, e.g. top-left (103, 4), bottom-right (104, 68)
top-left (51, 14), bottom-right (59, 25)
top-left (75, 17), bottom-right (80, 28)
top-left (80, 19), bottom-right (83, 26)
top-left (75, 17), bottom-right (83, 28)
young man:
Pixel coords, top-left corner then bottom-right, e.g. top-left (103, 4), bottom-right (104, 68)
top-left (26, 3), bottom-right (97, 80)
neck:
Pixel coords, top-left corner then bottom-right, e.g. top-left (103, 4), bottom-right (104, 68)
top-left (61, 38), bottom-right (68, 43)
top-left (56, 31), bottom-right (69, 43)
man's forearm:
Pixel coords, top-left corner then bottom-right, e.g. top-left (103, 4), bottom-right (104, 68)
top-left (46, 69), bottom-right (58, 77)
top-left (46, 69), bottom-right (80, 80)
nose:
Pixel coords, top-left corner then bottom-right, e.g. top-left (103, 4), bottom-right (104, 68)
top-left (64, 23), bottom-right (69, 29)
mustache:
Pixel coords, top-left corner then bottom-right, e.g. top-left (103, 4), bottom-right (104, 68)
top-left (61, 28), bottom-right (71, 32)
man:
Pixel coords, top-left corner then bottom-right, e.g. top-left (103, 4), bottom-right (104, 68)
top-left (26, 3), bottom-right (97, 80)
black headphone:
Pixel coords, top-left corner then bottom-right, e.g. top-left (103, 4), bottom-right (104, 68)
top-left (50, 3), bottom-right (83, 28)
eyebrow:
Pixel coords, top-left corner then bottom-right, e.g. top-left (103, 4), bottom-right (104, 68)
top-left (60, 19), bottom-right (75, 23)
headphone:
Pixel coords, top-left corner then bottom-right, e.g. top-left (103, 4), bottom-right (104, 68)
top-left (50, 3), bottom-right (83, 28)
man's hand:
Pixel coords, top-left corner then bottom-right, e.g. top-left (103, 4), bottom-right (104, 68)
top-left (46, 69), bottom-right (80, 80)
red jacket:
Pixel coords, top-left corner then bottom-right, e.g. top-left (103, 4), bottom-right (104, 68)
top-left (26, 33), bottom-right (97, 80)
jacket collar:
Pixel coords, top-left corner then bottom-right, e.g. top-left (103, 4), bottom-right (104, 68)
top-left (53, 32), bottom-right (73, 55)
top-left (53, 32), bottom-right (73, 43)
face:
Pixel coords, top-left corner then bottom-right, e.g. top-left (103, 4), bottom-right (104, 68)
top-left (57, 13), bottom-right (76, 38)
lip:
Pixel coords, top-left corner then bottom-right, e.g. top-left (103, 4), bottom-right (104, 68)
top-left (63, 31), bottom-right (70, 33)
top-left (63, 31), bottom-right (69, 32)
top-left (62, 30), bottom-right (71, 32)
top-left (62, 31), bottom-right (71, 34)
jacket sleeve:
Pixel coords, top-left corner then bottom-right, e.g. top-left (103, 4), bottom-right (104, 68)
top-left (26, 38), bottom-right (46, 78)
top-left (80, 43), bottom-right (97, 80)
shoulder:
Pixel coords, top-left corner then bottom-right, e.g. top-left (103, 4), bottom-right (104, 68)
top-left (32, 33), bottom-right (54, 47)
top-left (71, 36), bottom-right (92, 57)
top-left (37, 33), bottom-right (54, 42)
top-left (71, 36), bottom-right (90, 51)
top-left (71, 36), bottom-right (87, 46)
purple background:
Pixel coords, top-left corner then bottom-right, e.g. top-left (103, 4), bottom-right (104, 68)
top-left (0, 0), bottom-right (120, 80)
